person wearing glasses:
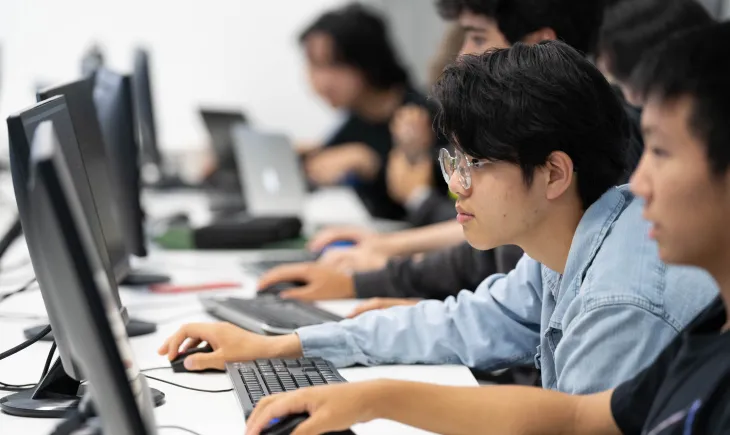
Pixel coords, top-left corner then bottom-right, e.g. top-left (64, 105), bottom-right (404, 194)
top-left (160, 40), bottom-right (717, 397)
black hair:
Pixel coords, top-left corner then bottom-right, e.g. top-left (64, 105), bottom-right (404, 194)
top-left (435, 0), bottom-right (499, 19)
top-left (598, 0), bottom-right (714, 83)
top-left (299, 3), bottom-right (409, 90)
top-left (437, 0), bottom-right (604, 56)
top-left (433, 41), bottom-right (629, 209)
top-left (634, 22), bottom-right (730, 175)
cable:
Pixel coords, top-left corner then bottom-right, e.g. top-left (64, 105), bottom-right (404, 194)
top-left (41, 341), bottom-right (57, 379)
top-left (0, 216), bottom-right (22, 260)
top-left (0, 277), bottom-right (38, 303)
top-left (141, 366), bottom-right (172, 373)
top-left (0, 380), bottom-right (35, 392)
top-left (157, 425), bottom-right (204, 435)
top-left (143, 374), bottom-right (233, 394)
top-left (0, 324), bottom-right (51, 361)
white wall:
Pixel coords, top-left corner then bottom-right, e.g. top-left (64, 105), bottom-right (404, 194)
top-left (0, 0), bottom-right (351, 152)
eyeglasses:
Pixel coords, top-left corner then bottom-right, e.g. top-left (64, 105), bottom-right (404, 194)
top-left (438, 148), bottom-right (490, 190)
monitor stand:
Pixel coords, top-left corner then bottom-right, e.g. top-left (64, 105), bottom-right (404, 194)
top-left (120, 270), bottom-right (171, 286)
top-left (0, 359), bottom-right (165, 418)
top-left (23, 319), bottom-right (157, 342)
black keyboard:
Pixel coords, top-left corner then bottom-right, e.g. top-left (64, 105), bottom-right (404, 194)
top-left (201, 296), bottom-right (343, 335)
top-left (227, 358), bottom-right (346, 417)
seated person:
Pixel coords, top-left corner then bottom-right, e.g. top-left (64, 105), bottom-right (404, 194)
top-left (597, 0), bottom-right (714, 108)
top-left (160, 41), bottom-right (718, 398)
top-left (257, 0), bottom-right (657, 311)
top-left (244, 22), bottom-right (730, 435)
top-left (298, 4), bottom-right (448, 221)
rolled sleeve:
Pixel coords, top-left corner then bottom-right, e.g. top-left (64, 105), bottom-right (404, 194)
top-left (297, 255), bottom-right (544, 370)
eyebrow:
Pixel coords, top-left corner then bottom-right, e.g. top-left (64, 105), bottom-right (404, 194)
top-left (461, 25), bottom-right (488, 33)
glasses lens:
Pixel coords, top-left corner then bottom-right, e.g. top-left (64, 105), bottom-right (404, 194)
top-left (439, 148), bottom-right (455, 183)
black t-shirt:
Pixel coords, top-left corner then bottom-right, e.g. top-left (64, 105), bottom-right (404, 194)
top-left (321, 86), bottom-right (443, 221)
top-left (611, 297), bottom-right (730, 434)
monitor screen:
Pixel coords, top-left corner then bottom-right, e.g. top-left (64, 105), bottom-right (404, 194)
top-left (94, 68), bottom-right (147, 258)
top-left (38, 78), bottom-right (131, 280)
top-left (30, 115), bottom-right (157, 435)
top-left (132, 48), bottom-right (163, 174)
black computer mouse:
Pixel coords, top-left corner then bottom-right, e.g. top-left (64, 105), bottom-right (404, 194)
top-left (170, 344), bottom-right (223, 373)
top-left (257, 281), bottom-right (307, 297)
top-left (261, 413), bottom-right (355, 435)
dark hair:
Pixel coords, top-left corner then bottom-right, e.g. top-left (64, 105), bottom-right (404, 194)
top-left (598, 0), bottom-right (714, 83)
top-left (634, 22), bottom-right (730, 175)
top-left (433, 41), bottom-right (629, 209)
top-left (437, 0), bottom-right (604, 56)
top-left (435, 0), bottom-right (498, 19)
top-left (299, 3), bottom-right (409, 90)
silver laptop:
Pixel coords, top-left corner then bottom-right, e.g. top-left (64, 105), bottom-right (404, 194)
top-left (232, 126), bottom-right (307, 217)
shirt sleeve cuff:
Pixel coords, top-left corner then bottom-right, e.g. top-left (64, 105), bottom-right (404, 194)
top-left (353, 270), bottom-right (390, 299)
top-left (296, 322), bottom-right (359, 368)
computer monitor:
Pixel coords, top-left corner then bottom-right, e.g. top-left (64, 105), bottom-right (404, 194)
top-left (131, 48), bottom-right (164, 180)
top-left (0, 113), bottom-right (160, 433)
top-left (38, 78), bottom-right (129, 281)
top-left (40, 76), bottom-right (169, 288)
top-left (0, 96), bottom-right (162, 417)
top-left (93, 68), bottom-right (147, 258)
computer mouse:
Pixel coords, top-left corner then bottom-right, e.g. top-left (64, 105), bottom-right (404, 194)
top-left (170, 344), bottom-right (222, 373)
top-left (257, 281), bottom-right (307, 297)
top-left (261, 413), bottom-right (355, 435)
top-left (319, 240), bottom-right (355, 256)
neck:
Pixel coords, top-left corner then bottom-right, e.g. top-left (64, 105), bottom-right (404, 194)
top-left (518, 200), bottom-right (584, 275)
top-left (352, 85), bottom-right (405, 122)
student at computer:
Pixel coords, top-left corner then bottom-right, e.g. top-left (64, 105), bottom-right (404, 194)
top-left (251, 22), bottom-right (730, 435)
top-left (298, 4), bottom-right (447, 221)
top-left (257, 0), bottom-right (646, 307)
top-left (160, 40), bottom-right (718, 396)
top-left (597, 0), bottom-right (714, 107)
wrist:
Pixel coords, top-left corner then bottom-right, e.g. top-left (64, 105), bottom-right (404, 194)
top-left (270, 334), bottom-right (303, 359)
top-left (361, 380), bottom-right (402, 422)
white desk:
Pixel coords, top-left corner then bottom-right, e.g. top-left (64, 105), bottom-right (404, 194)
top-left (0, 250), bottom-right (477, 435)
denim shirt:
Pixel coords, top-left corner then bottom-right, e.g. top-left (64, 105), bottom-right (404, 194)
top-left (297, 186), bottom-right (719, 394)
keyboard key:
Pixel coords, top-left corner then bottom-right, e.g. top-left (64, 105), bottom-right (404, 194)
top-left (284, 359), bottom-right (300, 367)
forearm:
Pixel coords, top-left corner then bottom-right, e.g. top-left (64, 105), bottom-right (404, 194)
top-left (375, 220), bottom-right (463, 256)
top-left (371, 381), bottom-right (619, 435)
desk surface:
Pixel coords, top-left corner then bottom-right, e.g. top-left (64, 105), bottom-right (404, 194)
top-left (0, 250), bottom-right (477, 435)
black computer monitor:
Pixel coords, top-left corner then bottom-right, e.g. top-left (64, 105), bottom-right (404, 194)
top-left (40, 76), bottom-right (169, 288)
top-left (132, 48), bottom-right (164, 177)
top-left (0, 113), bottom-right (160, 432)
top-left (38, 78), bottom-right (130, 280)
top-left (93, 68), bottom-right (147, 258)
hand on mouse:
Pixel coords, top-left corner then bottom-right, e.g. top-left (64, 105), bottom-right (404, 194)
top-left (347, 297), bottom-right (422, 318)
top-left (306, 226), bottom-right (378, 253)
top-left (157, 322), bottom-right (302, 371)
top-left (317, 246), bottom-right (388, 273)
top-left (257, 263), bottom-right (356, 301)
top-left (245, 381), bottom-right (388, 435)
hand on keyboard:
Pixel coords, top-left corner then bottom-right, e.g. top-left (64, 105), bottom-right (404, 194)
top-left (158, 322), bottom-right (303, 371)
top-left (256, 263), bottom-right (356, 301)
top-left (245, 380), bottom-right (386, 435)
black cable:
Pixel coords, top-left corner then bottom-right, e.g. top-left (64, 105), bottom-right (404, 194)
top-left (0, 381), bottom-right (35, 392)
top-left (0, 324), bottom-right (51, 360)
top-left (143, 374), bottom-right (233, 394)
top-left (0, 277), bottom-right (38, 303)
top-left (0, 216), bottom-right (22, 260)
top-left (41, 341), bottom-right (57, 379)
top-left (141, 366), bottom-right (172, 373)
top-left (157, 425), bottom-right (204, 435)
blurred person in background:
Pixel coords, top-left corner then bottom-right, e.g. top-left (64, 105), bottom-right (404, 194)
top-left (298, 3), bottom-right (449, 221)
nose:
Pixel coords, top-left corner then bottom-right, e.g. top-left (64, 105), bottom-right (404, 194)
top-left (629, 154), bottom-right (651, 201)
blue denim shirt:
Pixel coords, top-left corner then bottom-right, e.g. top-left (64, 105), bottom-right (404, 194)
top-left (297, 186), bottom-right (719, 393)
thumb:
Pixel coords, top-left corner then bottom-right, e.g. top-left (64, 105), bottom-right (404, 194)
top-left (183, 350), bottom-right (224, 371)
top-left (347, 300), bottom-right (379, 318)
top-left (257, 264), bottom-right (312, 290)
